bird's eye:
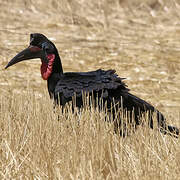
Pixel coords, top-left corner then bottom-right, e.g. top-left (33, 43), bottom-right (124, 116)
top-left (42, 42), bottom-right (54, 53)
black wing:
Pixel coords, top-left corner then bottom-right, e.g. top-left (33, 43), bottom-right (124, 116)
top-left (54, 69), bottom-right (153, 111)
top-left (54, 69), bottom-right (128, 102)
top-left (54, 69), bottom-right (179, 136)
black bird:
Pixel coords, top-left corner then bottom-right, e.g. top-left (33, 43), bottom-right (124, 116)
top-left (5, 33), bottom-right (179, 137)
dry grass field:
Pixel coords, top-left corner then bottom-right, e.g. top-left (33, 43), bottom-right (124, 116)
top-left (0, 0), bottom-right (180, 179)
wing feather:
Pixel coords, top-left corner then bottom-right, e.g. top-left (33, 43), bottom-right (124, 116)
top-left (54, 69), bottom-right (127, 100)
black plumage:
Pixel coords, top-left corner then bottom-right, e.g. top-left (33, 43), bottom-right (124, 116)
top-left (5, 33), bottom-right (179, 137)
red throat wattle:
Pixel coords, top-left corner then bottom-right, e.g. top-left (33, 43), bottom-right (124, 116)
top-left (41, 54), bottom-right (55, 80)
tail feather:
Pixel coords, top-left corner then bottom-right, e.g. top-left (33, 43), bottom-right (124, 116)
top-left (165, 125), bottom-right (179, 137)
top-left (115, 91), bottom-right (179, 137)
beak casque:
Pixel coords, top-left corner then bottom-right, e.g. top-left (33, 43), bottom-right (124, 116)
top-left (5, 45), bottom-right (44, 69)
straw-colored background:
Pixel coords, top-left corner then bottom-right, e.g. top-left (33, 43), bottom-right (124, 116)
top-left (0, 0), bottom-right (180, 179)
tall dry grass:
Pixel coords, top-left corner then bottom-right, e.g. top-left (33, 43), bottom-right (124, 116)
top-left (0, 0), bottom-right (180, 179)
top-left (0, 91), bottom-right (179, 179)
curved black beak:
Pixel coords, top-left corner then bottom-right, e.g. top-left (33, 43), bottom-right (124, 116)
top-left (5, 45), bottom-right (44, 69)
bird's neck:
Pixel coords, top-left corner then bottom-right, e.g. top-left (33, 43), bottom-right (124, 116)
top-left (51, 54), bottom-right (63, 75)
top-left (46, 53), bottom-right (63, 98)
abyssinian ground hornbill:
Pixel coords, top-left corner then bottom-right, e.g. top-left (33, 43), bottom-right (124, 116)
top-left (5, 33), bottom-right (179, 137)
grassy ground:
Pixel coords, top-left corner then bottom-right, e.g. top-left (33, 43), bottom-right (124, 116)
top-left (0, 0), bottom-right (180, 179)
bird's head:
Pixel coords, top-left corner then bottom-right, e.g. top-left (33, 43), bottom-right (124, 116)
top-left (5, 33), bottom-right (61, 80)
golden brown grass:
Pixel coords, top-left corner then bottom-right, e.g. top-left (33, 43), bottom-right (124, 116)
top-left (0, 91), bottom-right (179, 179)
top-left (0, 0), bottom-right (180, 179)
